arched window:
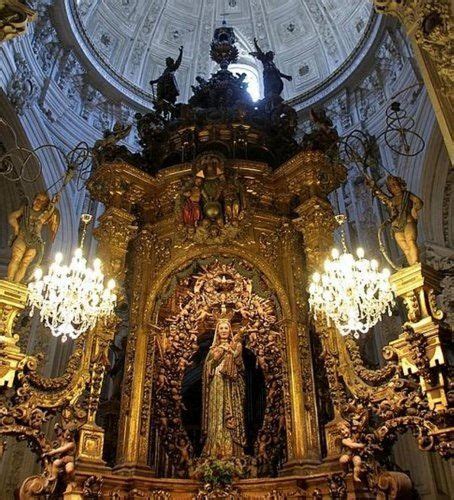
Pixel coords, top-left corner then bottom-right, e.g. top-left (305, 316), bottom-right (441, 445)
top-left (229, 63), bottom-right (262, 101)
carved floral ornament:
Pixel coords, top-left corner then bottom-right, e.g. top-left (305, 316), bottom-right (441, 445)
top-left (373, 0), bottom-right (453, 91)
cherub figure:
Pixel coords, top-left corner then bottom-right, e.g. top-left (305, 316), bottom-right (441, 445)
top-left (249, 38), bottom-right (292, 97)
top-left (93, 121), bottom-right (132, 156)
top-left (7, 191), bottom-right (60, 283)
top-left (339, 423), bottom-right (365, 482)
top-left (150, 46), bottom-right (184, 105)
top-left (176, 437), bottom-right (191, 465)
top-left (181, 175), bottom-right (203, 227)
top-left (366, 175), bottom-right (423, 266)
top-left (42, 424), bottom-right (76, 483)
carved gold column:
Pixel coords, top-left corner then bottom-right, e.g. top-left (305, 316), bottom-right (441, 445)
top-left (373, 0), bottom-right (454, 162)
top-left (389, 263), bottom-right (451, 411)
top-left (77, 163), bottom-right (142, 468)
top-left (288, 152), bottom-right (348, 459)
top-left (278, 222), bottom-right (321, 473)
top-left (0, 0), bottom-right (36, 42)
top-left (115, 226), bottom-right (156, 473)
top-left (0, 279), bottom-right (27, 386)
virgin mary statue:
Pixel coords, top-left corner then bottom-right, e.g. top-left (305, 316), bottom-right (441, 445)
top-left (202, 316), bottom-right (246, 458)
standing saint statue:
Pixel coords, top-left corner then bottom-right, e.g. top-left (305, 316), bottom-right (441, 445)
top-left (366, 175), bottom-right (423, 266)
top-left (7, 192), bottom-right (60, 283)
top-left (150, 46), bottom-right (184, 105)
top-left (202, 313), bottom-right (246, 459)
top-left (249, 38), bottom-right (292, 98)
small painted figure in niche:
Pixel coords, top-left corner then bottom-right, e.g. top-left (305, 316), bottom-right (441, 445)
top-left (150, 46), bottom-right (184, 105)
top-left (108, 336), bottom-right (128, 401)
top-left (221, 171), bottom-right (245, 224)
top-left (41, 424), bottom-right (76, 483)
top-left (7, 191), bottom-right (60, 283)
top-left (202, 312), bottom-right (246, 458)
top-left (182, 175), bottom-right (204, 226)
top-left (249, 38), bottom-right (292, 97)
top-left (366, 175), bottom-right (423, 266)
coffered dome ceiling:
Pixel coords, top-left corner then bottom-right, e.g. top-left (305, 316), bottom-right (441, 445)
top-left (71, 0), bottom-right (374, 105)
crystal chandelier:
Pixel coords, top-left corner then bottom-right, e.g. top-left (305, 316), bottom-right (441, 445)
top-left (28, 214), bottom-right (116, 342)
top-left (308, 216), bottom-right (395, 337)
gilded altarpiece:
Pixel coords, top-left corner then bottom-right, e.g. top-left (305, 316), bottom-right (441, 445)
top-left (1, 23), bottom-right (452, 500)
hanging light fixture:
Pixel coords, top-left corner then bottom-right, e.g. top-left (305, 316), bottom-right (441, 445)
top-left (308, 215), bottom-right (395, 337)
top-left (28, 214), bottom-right (117, 342)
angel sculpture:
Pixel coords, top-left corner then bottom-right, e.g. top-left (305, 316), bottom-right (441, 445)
top-left (339, 423), bottom-right (365, 482)
top-left (92, 121), bottom-right (132, 163)
top-left (249, 38), bottom-right (292, 97)
top-left (301, 108), bottom-right (339, 153)
top-left (150, 46), bottom-right (184, 105)
top-left (7, 191), bottom-right (60, 283)
top-left (366, 175), bottom-right (423, 266)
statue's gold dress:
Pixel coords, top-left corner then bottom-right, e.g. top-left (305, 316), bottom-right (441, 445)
top-left (202, 324), bottom-right (246, 458)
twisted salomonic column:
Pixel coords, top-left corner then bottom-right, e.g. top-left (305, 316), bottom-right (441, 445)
top-left (373, 0), bottom-right (453, 162)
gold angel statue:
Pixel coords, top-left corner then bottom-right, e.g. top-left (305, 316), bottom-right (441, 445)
top-left (202, 309), bottom-right (246, 458)
top-left (7, 191), bottom-right (60, 283)
top-left (367, 175), bottom-right (423, 266)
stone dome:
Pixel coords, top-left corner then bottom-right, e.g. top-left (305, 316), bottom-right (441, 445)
top-left (70, 0), bottom-right (374, 105)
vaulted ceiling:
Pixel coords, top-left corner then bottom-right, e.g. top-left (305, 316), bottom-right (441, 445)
top-left (73, 0), bottom-right (373, 102)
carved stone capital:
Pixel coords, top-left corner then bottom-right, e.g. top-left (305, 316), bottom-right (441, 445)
top-left (293, 197), bottom-right (337, 271)
top-left (0, 0), bottom-right (36, 43)
top-left (93, 207), bottom-right (137, 288)
top-left (273, 150), bottom-right (346, 201)
top-left (390, 263), bottom-right (443, 324)
top-left (87, 161), bottom-right (154, 211)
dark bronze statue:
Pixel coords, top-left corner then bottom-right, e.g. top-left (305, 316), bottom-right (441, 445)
top-left (150, 46), bottom-right (184, 105)
top-left (301, 108), bottom-right (339, 153)
top-left (249, 38), bottom-right (292, 97)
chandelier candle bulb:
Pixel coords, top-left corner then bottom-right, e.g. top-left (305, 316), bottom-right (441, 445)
top-left (27, 247), bottom-right (117, 342)
top-left (308, 245), bottom-right (395, 337)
